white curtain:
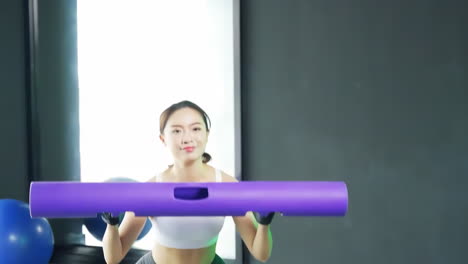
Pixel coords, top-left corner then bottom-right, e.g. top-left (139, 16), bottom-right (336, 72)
top-left (77, 0), bottom-right (237, 259)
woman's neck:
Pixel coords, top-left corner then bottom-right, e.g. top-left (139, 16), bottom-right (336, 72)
top-left (171, 159), bottom-right (207, 181)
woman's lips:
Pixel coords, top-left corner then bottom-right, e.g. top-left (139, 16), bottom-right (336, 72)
top-left (183, 147), bottom-right (195, 152)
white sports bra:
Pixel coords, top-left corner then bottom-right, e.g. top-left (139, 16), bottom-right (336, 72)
top-left (150, 169), bottom-right (226, 249)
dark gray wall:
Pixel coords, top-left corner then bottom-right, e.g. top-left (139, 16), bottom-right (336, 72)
top-left (241, 1), bottom-right (468, 264)
top-left (33, 0), bottom-right (83, 244)
top-left (34, 1), bottom-right (81, 184)
top-left (0, 0), bottom-right (82, 244)
top-left (0, 0), bottom-right (29, 202)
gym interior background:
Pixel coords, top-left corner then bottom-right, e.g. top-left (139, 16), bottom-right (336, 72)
top-left (1, 0), bottom-right (467, 263)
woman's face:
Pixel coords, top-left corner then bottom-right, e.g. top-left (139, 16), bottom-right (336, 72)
top-left (160, 107), bottom-right (209, 164)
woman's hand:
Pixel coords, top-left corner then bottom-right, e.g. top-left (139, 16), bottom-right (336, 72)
top-left (253, 212), bottom-right (275, 225)
top-left (101, 212), bottom-right (120, 226)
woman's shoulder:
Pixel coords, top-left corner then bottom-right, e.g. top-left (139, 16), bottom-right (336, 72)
top-left (218, 169), bottom-right (239, 183)
top-left (146, 168), bottom-right (169, 182)
top-left (146, 175), bottom-right (157, 182)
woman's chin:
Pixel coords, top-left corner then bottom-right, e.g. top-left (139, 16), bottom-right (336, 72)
top-left (179, 155), bottom-right (202, 164)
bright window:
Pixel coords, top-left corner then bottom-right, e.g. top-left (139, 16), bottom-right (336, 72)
top-left (77, 0), bottom-right (238, 259)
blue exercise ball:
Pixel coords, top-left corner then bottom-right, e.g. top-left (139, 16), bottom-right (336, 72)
top-left (0, 199), bottom-right (54, 264)
top-left (83, 177), bottom-right (153, 241)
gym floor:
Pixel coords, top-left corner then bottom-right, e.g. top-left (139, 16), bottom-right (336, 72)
top-left (50, 244), bottom-right (148, 264)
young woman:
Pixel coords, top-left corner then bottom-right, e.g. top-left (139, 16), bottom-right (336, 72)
top-left (101, 101), bottom-right (274, 264)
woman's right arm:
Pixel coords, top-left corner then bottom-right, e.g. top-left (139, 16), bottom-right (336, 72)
top-left (102, 211), bottom-right (148, 264)
top-left (102, 223), bottom-right (123, 264)
top-left (102, 176), bottom-right (157, 264)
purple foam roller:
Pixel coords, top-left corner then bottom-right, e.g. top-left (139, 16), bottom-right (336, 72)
top-left (29, 181), bottom-right (348, 218)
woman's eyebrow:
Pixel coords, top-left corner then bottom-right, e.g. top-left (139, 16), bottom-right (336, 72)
top-left (170, 122), bottom-right (202, 127)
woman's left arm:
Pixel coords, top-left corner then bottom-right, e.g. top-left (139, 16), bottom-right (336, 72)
top-left (251, 218), bottom-right (273, 262)
top-left (221, 172), bottom-right (273, 262)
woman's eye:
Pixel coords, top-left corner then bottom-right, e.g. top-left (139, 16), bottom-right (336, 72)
top-left (193, 127), bottom-right (201, 131)
top-left (172, 129), bottom-right (181, 134)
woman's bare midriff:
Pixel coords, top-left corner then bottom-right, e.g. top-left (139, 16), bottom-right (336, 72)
top-left (151, 242), bottom-right (217, 264)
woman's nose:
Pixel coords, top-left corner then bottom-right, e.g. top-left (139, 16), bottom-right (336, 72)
top-left (182, 132), bottom-right (193, 144)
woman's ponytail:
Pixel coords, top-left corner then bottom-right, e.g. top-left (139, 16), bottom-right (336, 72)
top-left (202, 152), bottom-right (212, 163)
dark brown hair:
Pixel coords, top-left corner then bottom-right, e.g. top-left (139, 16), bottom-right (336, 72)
top-left (159, 100), bottom-right (212, 163)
